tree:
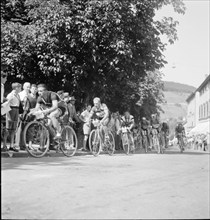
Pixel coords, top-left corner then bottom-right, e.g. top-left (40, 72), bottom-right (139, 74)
top-left (1, 0), bottom-right (186, 114)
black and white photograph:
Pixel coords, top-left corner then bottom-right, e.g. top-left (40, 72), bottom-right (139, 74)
top-left (1, 0), bottom-right (209, 219)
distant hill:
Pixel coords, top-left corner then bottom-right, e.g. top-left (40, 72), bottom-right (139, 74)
top-left (163, 81), bottom-right (196, 93)
top-left (160, 81), bottom-right (196, 120)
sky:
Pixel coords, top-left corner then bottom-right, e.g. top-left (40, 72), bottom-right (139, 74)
top-left (155, 0), bottom-right (210, 88)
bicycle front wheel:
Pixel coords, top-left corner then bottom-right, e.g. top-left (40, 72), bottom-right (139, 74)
top-left (153, 136), bottom-right (160, 154)
top-left (122, 133), bottom-right (130, 155)
top-left (89, 129), bottom-right (101, 157)
top-left (23, 121), bottom-right (50, 158)
top-left (60, 125), bottom-right (78, 157)
top-left (106, 131), bottom-right (115, 156)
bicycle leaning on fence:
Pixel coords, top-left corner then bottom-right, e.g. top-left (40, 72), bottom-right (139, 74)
top-left (89, 119), bottom-right (115, 156)
top-left (23, 110), bottom-right (78, 158)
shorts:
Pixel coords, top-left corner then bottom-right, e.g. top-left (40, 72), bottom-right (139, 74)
top-left (6, 107), bottom-right (19, 131)
top-left (83, 122), bottom-right (91, 135)
top-left (49, 108), bottom-right (61, 118)
top-left (58, 106), bottom-right (66, 117)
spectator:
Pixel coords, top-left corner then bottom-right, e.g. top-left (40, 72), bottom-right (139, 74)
top-left (19, 82), bottom-right (31, 108)
top-left (79, 104), bottom-right (92, 151)
top-left (67, 96), bottom-right (81, 125)
top-left (57, 90), bottom-right (64, 101)
top-left (63, 92), bottom-right (70, 104)
top-left (1, 72), bottom-right (7, 104)
top-left (2, 83), bottom-right (22, 152)
top-left (15, 84), bottom-right (38, 150)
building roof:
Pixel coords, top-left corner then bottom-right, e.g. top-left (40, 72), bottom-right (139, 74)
top-left (186, 74), bottom-right (210, 103)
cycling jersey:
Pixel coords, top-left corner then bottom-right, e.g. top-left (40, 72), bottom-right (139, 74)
top-left (37, 91), bottom-right (59, 108)
top-left (37, 91), bottom-right (66, 116)
top-left (151, 118), bottom-right (160, 129)
top-left (91, 103), bottom-right (109, 120)
top-left (161, 122), bottom-right (169, 133)
top-left (175, 124), bottom-right (185, 134)
top-left (141, 120), bottom-right (149, 130)
top-left (121, 115), bottom-right (134, 127)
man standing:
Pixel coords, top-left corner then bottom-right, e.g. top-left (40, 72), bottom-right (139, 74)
top-left (15, 84), bottom-right (38, 149)
top-left (79, 104), bottom-right (92, 151)
top-left (3, 83), bottom-right (22, 152)
top-left (19, 82), bottom-right (31, 108)
top-left (67, 96), bottom-right (81, 124)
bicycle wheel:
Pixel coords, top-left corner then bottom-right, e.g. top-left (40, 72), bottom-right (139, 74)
top-left (60, 125), bottom-right (78, 157)
top-left (179, 138), bottom-right (184, 153)
top-left (142, 136), bottom-right (148, 153)
top-left (23, 121), bottom-right (50, 158)
top-left (153, 135), bottom-right (160, 154)
top-left (89, 129), bottom-right (101, 156)
top-left (159, 133), bottom-right (165, 154)
top-left (122, 133), bottom-right (130, 155)
top-left (105, 131), bottom-right (115, 156)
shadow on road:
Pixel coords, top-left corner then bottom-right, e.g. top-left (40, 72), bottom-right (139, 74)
top-left (1, 148), bottom-right (209, 171)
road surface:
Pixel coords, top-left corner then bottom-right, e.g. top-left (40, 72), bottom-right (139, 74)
top-left (1, 147), bottom-right (210, 219)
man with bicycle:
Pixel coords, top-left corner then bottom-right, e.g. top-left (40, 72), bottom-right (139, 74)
top-left (30, 84), bottom-right (66, 140)
top-left (120, 111), bottom-right (135, 152)
top-left (88, 97), bottom-right (110, 145)
top-left (141, 117), bottom-right (150, 151)
top-left (150, 113), bottom-right (161, 149)
top-left (175, 121), bottom-right (186, 150)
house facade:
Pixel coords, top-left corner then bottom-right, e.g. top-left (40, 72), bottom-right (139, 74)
top-left (186, 75), bottom-right (210, 134)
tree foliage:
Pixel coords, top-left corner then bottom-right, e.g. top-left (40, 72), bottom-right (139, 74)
top-left (1, 0), bottom-right (185, 117)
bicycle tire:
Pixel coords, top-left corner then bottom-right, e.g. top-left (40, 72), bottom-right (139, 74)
top-left (122, 132), bottom-right (130, 155)
top-left (89, 129), bottom-right (101, 156)
top-left (23, 121), bottom-right (50, 158)
top-left (106, 131), bottom-right (115, 156)
top-left (153, 135), bottom-right (160, 154)
top-left (60, 125), bottom-right (78, 157)
top-left (142, 136), bottom-right (148, 153)
top-left (179, 137), bottom-right (184, 153)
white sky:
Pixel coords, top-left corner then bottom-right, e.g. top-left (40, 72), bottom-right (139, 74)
top-left (155, 0), bottom-right (210, 88)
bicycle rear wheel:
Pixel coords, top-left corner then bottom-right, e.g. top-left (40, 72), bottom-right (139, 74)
top-left (60, 125), bottom-right (78, 157)
top-left (122, 133), bottom-right (130, 155)
top-left (142, 135), bottom-right (148, 153)
top-left (153, 135), bottom-right (160, 154)
top-left (179, 138), bottom-right (184, 153)
top-left (23, 121), bottom-right (50, 158)
top-left (89, 129), bottom-right (101, 156)
top-left (106, 131), bottom-right (115, 156)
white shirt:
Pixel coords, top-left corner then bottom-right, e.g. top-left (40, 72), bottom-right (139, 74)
top-left (6, 91), bottom-right (20, 107)
top-left (81, 109), bottom-right (91, 123)
top-left (1, 83), bottom-right (4, 103)
top-left (19, 90), bottom-right (29, 102)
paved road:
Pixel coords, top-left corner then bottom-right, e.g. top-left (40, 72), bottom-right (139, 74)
top-left (1, 147), bottom-right (210, 219)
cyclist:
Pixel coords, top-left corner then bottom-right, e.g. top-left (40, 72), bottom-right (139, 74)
top-left (88, 97), bottom-right (110, 145)
top-left (175, 121), bottom-right (186, 148)
top-left (30, 84), bottom-right (65, 140)
top-left (161, 120), bottom-right (170, 148)
top-left (141, 117), bottom-right (150, 150)
top-left (120, 111), bottom-right (135, 152)
top-left (150, 114), bottom-right (161, 148)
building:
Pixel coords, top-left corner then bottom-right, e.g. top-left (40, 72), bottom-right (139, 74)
top-left (186, 74), bottom-right (210, 135)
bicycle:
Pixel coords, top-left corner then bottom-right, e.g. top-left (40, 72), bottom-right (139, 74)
top-left (23, 110), bottom-right (78, 158)
top-left (120, 126), bottom-right (135, 155)
top-left (141, 129), bottom-right (148, 153)
top-left (158, 130), bottom-right (165, 154)
top-left (151, 128), bottom-right (162, 154)
top-left (89, 119), bottom-right (115, 157)
top-left (177, 133), bottom-right (185, 153)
